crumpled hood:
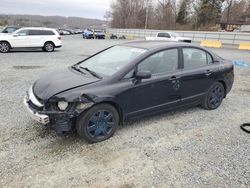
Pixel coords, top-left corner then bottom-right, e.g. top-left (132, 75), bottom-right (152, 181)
top-left (33, 67), bottom-right (100, 101)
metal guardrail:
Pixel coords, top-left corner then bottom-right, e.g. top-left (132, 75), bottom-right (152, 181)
top-left (107, 28), bottom-right (250, 45)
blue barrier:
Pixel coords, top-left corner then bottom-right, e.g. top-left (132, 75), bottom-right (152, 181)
top-left (234, 61), bottom-right (249, 67)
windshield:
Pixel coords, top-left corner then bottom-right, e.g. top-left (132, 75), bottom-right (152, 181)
top-left (170, 32), bottom-right (180, 38)
top-left (78, 46), bottom-right (146, 76)
top-left (2, 27), bottom-right (19, 33)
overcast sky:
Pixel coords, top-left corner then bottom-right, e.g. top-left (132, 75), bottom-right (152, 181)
top-left (0, 0), bottom-right (112, 19)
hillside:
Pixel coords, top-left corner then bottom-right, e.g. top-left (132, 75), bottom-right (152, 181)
top-left (0, 14), bottom-right (106, 29)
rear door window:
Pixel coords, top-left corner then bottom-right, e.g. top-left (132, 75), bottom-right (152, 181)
top-left (182, 48), bottom-right (213, 69)
top-left (42, 30), bottom-right (55, 35)
top-left (29, 30), bottom-right (41, 35)
top-left (29, 30), bottom-right (55, 35)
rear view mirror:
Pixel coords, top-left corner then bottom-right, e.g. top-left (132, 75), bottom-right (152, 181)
top-left (135, 71), bottom-right (151, 79)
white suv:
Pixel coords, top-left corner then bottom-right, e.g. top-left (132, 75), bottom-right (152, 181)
top-left (0, 27), bottom-right (62, 53)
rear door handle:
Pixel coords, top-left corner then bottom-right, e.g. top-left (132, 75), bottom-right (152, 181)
top-left (205, 70), bottom-right (213, 76)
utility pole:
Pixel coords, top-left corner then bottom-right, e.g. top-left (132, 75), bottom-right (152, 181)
top-left (145, 0), bottom-right (151, 30)
top-left (145, 6), bottom-right (149, 29)
top-left (226, 0), bottom-right (233, 31)
top-left (173, 0), bottom-right (177, 29)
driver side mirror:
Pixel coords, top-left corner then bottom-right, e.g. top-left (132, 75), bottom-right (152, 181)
top-left (135, 71), bottom-right (151, 80)
top-left (13, 34), bottom-right (18, 37)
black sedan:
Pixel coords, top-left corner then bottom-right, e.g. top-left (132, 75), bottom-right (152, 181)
top-left (24, 41), bottom-right (234, 143)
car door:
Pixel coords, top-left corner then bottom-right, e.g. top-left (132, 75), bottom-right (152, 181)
top-left (117, 48), bottom-right (182, 118)
top-left (29, 30), bottom-right (47, 47)
top-left (9, 29), bottom-right (31, 47)
top-left (179, 47), bottom-right (219, 103)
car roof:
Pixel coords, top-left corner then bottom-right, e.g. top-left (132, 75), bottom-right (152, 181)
top-left (119, 40), bottom-right (194, 50)
top-left (18, 27), bottom-right (55, 30)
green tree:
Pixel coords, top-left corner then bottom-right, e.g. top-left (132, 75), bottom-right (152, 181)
top-left (245, 0), bottom-right (250, 18)
top-left (176, 0), bottom-right (189, 24)
top-left (197, 0), bottom-right (224, 26)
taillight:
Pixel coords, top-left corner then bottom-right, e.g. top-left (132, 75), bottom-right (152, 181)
top-left (58, 36), bottom-right (62, 40)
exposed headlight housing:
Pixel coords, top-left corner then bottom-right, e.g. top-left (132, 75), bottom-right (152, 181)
top-left (76, 102), bottom-right (94, 110)
top-left (58, 101), bottom-right (69, 111)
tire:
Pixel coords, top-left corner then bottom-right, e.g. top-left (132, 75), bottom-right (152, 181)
top-left (0, 41), bottom-right (10, 53)
top-left (43, 42), bottom-right (54, 52)
top-left (76, 104), bottom-right (119, 143)
top-left (201, 82), bottom-right (225, 110)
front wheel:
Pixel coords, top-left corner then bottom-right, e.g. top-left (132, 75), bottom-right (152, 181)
top-left (43, 42), bottom-right (54, 52)
top-left (76, 104), bottom-right (119, 143)
top-left (202, 82), bottom-right (225, 110)
top-left (0, 41), bottom-right (10, 53)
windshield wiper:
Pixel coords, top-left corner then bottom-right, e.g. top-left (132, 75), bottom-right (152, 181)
top-left (79, 66), bottom-right (102, 79)
top-left (71, 65), bottom-right (86, 74)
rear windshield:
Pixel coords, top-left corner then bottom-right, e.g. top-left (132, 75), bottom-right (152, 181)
top-left (157, 33), bottom-right (170, 38)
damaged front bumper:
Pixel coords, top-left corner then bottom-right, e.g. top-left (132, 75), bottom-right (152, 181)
top-left (24, 88), bottom-right (94, 135)
top-left (23, 97), bottom-right (50, 124)
top-left (24, 96), bottom-right (75, 134)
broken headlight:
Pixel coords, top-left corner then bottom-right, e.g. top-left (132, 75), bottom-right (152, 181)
top-left (57, 101), bottom-right (69, 111)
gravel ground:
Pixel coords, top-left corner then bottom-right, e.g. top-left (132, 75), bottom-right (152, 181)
top-left (0, 35), bottom-right (250, 188)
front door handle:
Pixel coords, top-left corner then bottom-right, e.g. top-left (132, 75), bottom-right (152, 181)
top-left (169, 76), bottom-right (180, 81)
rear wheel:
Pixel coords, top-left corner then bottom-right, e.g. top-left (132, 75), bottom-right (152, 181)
top-left (43, 42), bottom-right (54, 52)
top-left (202, 82), bottom-right (225, 110)
top-left (76, 104), bottom-right (119, 143)
top-left (0, 41), bottom-right (10, 53)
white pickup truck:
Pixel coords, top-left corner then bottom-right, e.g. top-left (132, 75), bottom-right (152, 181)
top-left (145, 32), bottom-right (192, 43)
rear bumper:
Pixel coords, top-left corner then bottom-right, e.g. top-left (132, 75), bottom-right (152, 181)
top-left (84, 34), bottom-right (94, 38)
top-left (23, 97), bottom-right (50, 125)
top-left (96, 36), bottom-right (105, 39)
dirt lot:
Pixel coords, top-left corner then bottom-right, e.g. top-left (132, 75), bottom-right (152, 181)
top-left (0, 35), bottom-right (250, 188)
